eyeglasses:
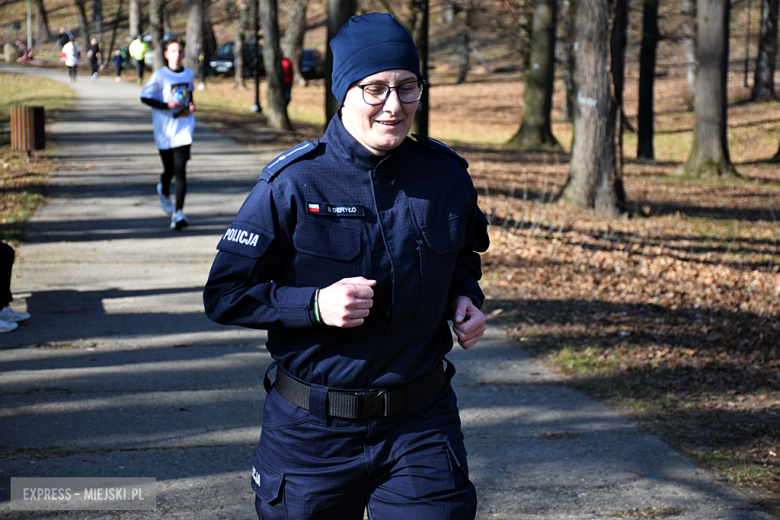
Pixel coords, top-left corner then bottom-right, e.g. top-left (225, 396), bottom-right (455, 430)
top-left (354, 80), bottom-right (425, 105)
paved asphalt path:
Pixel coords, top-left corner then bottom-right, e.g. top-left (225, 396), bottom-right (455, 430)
top-left (1, 63), bottom-right (776, 519)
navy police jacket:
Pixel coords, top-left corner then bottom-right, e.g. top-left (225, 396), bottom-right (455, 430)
top-left (204, 115), bottom-right (489, 390)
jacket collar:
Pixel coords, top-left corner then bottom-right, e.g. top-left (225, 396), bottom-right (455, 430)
top-left (324, 115), bottom-right (408, 174)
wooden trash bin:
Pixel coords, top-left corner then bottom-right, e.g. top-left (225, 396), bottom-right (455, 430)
top-left (11, 105), bottom-right (46, 153)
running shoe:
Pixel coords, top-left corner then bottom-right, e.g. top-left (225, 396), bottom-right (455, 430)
top-left (0, 319), bottom-right (19, 333)
top-left (157, 183), bottom-right (174, 215)
top-left (170, 210), bottom-right (189, 231)
top-left (0, 307), bottom-right (30, 322)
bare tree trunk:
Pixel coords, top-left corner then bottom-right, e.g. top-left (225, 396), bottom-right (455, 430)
top-left (185, 0), bottom-right (202, 73)
top-left (107, 0), bottom-right (125, 58)
top-left (325, 0), bottom-right (357, 122)
top-left (457, 2), bottom-right (472, 84)
top-left (611, 0), bottom-right (628, 173)
top-left (33, 0), bottom-right (53, 41)
top-left (130, 0), bottom-right (142, 38)
top-left (260, 0), bottom-right (293, 130)
top-left (560, 0), bottom-right (577, 122)
top-left (682, 0), bottom-right (696, 108)
top-left (405, 0), bottom-right (429, 135)
top-left (150, 0), bottom-right (165, 70)
top-left (559, 0), bottom-right (626, 218)
top-left (508, 0), bottom-right (559, 149)
top-left (681, 0), bottom-right (737, 177)
top-left (751, 0), bottom-right (779, 101)
top-left (281, 0), bottom-right (308, 86)
top-left (74, 0), bottom-right (90, 48)
top-left (234, 0), bottom-right (250, 88)
top-left (637, 0), bottom-right (659, 159)
top-left (517, 0), bottom-right (532, 69)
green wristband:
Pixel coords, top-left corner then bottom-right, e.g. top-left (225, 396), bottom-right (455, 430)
top-left (313, 289), bottom-right (322, 324)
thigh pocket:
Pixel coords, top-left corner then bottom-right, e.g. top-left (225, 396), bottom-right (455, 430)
top-left (252, 458), bottom-right (286, 507)
top-left (402, 441), bottom-right (470, 498)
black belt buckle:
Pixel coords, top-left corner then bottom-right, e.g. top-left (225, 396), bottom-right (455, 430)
top-left (357, 390), bottom-right (386, 419)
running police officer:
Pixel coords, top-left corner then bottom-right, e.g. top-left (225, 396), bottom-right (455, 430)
top-left (204, 12), bottom-right (489, 520)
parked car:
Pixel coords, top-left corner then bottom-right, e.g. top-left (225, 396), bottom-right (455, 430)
top-left (209, 42), bottom-right (264, 77)
top-left (209, 43), bottom-right (323, 80)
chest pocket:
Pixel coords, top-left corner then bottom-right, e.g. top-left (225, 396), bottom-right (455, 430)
top-left (415, 215), bottom-right (465, 324)
top-left (292, 219), bottom-right (361, 287)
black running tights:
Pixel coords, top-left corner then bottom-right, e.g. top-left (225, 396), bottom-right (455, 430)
top-left (159, 145), bottom-right (190, 212)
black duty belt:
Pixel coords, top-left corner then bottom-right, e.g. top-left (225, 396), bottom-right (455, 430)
top-left (273, 362), bottom-right (452, 420)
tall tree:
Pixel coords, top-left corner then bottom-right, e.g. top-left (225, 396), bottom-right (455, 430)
top-left (681, 0), bottom-right (737, 177)
top-left (281, 0), bottom-right (309, 86)
top-left (260, 0), bottom-right (293, 130)
top-left (33, 0), bottom-right (53, 41)
top-left (150, 0), bottom-right (165, 71)
top-left (74, 0), bottom-right (90, 47)
top-left (560, 0), bottom-right (577, 122)
top-left (106, 0), bottom-right (125, 58)
top-left (185, 0), bottom-right (204, 77)
top-left (325, 0), bottom-right (357, 122)
top-left (559, 0), bottom-right (626, 218)
top-left (681, 0), bottom-right (696, 108)
top-left (457, 0), bottom-right (473, 84)
top-left (751, 0), bottom-right (779, 101)
top-left (234, 0), bottom-right (250, 88)
top-left (637, 0), bottom-right (660, 159)
top-left (508, 0), bottom-right (558, 149)
top-left (405, 0), bottom-right (430, 135)
top-left (130, 0), bottom-right (142, 38)
top-left (611, 0), bottom-right (628, 175)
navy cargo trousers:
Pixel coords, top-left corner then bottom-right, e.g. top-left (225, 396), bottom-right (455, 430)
top-left (251, 379), bottom-right (477, 520)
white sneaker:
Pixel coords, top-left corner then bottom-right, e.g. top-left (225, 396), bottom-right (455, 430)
top-left (92, 72), bottom-right (98, 82)
top-left (157, 183), bottom-right (174, 215)
top-left (0, 306), bottom-right (30, 322)
top-left (170, 210), bottom-right (189, 230)
top-left (115, 76), bottom-right (121, 82)
top-left (0, 319), bottom-right (18, 333)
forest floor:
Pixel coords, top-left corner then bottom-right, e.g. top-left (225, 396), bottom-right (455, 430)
top-left (193, 69), bottom-right (780, 516)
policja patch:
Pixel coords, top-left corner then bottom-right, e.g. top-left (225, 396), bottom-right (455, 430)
top-left (306, 202), bottom-right (365, 217)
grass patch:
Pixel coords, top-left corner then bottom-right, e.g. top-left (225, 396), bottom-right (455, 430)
top-left (0, 73), bottom-right (74, 242)
top-left (549, 343), bottom-right (625, 375)
top-left (697, 450), bottom-right (780, 487)
top-left (0, 72), bottom-right (77, 124)
top-left (0, 149), bottom-right (51, 242)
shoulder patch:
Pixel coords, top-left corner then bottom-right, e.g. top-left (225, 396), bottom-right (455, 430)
top-left (411, 134), bottom-right (469, 169)
top-left (262, 141), bottom-right (317, 180)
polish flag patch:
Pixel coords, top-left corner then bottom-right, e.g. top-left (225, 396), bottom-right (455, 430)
top-left (307, 203), bottom-right (320, 213)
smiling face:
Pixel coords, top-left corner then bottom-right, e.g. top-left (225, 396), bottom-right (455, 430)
top-left (164, 42), bottom-right (183, 70)
top-left (340, 69), bottom-right (419, 155)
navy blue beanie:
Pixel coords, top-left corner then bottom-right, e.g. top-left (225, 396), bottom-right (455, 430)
top-left (330, 13), bottom-right (421, 105)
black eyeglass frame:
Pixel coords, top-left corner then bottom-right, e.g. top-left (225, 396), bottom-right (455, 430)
top-left (353, 79), bottom-right (427, 106)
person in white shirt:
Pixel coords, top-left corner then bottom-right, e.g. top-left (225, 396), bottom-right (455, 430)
top-left (140, 40), bottom-right (196, 230)
top-left (61, 40), bottom-right (81, 82)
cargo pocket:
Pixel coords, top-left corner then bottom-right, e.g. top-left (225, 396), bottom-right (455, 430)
top-left (415, 215), bottom-right (465, 324)
top-left (252, 458), bottom-right (286, 510)
top-left (446, 440), bottom-right (470, 487)
top-left (292, 219), bottom-right (361, 287)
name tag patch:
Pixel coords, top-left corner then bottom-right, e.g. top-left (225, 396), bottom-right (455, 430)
top-left (306, 201), bottom-right (365, 218)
